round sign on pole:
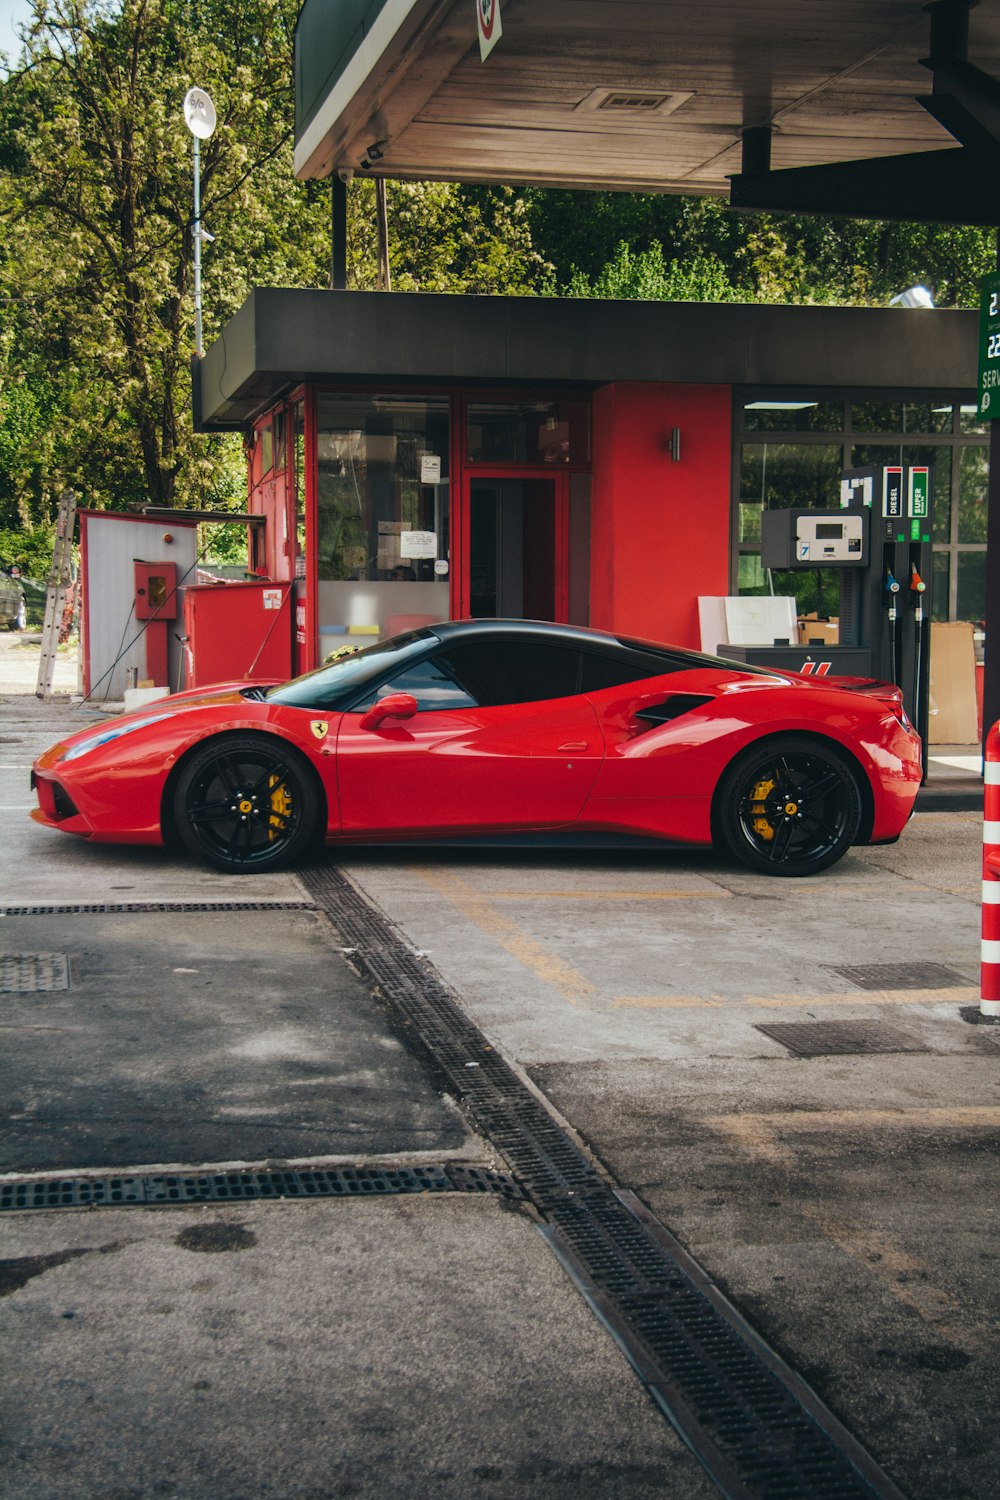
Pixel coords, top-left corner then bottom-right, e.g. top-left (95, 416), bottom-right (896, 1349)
top-left (477, 0), bottom-right (501, 61)
top-left (183, 87), bottom-right (217, 140)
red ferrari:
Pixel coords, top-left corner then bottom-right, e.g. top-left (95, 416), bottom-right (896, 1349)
top-left (32, 619), bottom-right (921, 876)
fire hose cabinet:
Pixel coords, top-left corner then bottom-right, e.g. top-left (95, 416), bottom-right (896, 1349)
top-left (133, 559), bottom-right (177, 686)
top-left (181, 581), bottom-right (292, 689)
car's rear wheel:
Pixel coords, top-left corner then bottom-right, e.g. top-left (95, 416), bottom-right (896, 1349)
top-left (174, 734), bottom-right (319, 873)
top-left (717, 735), bottom-right (863, 877)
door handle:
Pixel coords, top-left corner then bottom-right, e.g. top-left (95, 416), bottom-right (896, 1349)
top-left (557, 741), bottom-right (589, 751)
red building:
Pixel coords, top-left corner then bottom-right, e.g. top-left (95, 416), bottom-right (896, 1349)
top-left (196, 289), bottom-right (980, 682)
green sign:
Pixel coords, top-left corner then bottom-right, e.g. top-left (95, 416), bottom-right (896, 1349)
top-left (908, 465), bottom-right (929, 519)
top-left (978, 271), bottom-right (1000, 419)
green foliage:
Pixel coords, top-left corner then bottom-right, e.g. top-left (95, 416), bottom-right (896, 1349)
top-left (560, 240), bottom-right (739, 302)
top-left (0, 521), bottom-right (60, 578)
top-left (527, 188), bottom-right (995, 307)
top-left (349, 180), bottom-right (548, 294)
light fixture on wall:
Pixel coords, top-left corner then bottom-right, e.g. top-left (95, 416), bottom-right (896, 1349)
top-left (663, 427), bottom-right (681, 462)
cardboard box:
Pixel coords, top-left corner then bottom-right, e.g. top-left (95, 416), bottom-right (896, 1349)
top-left (929, 621), bottom-right (979, 744)
top-left (797, 614), bottom-right (839, 646)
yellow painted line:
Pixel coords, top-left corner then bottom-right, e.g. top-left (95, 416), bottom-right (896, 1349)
top-left (802, 1213), bottom-right (994, 1350)
top-left (746, 986), bottom-right (977, 1008)
top-left (612, 987), bottom-right (977, 1010)
top-left (700, 1110), bottom-right (1000, 1350)
top-left (486, 889), bottom-right (730, 901)
top-left (615, 994), bottom-right (724, 1009)
top-left (410, 866), bottom-right (596, 1007)
top-left (703, 1105), bottom-right (1000, 1164)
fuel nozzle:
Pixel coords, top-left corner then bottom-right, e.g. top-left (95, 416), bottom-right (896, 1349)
top-left (909, 565), bottom-right (926, 594)
top-left (885, 567), bottom-right (900, 606)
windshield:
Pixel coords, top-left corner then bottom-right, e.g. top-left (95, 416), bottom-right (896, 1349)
top-left (265, 629), bottom-right (438, 710)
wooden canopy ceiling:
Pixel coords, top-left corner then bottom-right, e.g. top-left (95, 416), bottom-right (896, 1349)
top-left (293, 0), bottom-right (1000, 223)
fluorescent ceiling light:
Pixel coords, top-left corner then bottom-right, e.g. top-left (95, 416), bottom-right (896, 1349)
top-left (744, 401), bottom-right (819, 411)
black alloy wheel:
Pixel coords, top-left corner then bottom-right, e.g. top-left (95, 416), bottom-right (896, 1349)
top-left (717, 735), bottom-right (863, 877)
top-left (173, 733), bottom-right (320, 872)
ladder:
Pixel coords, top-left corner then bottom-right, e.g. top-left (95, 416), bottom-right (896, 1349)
top-left (36, 489), bottom-right (77, 700)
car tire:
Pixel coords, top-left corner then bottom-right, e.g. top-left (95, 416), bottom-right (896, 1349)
top-left (716, 734), bottom-right (863, 877)
top-left (173, 733), bottom-right (321, 873)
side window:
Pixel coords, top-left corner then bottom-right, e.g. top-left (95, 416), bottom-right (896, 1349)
top-left (353, 656), bottom-right (479, 712)
top-left (446, 641), bottom-right (582, 705)
top-left (580, 649), bottom-right (672, 692)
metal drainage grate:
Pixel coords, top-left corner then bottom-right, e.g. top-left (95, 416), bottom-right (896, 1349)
top-left (1, 953), bottom-right (71, 992)
top-left (829, 961), bottom-right (971, 990)
top-left (0, 901), bottom-right (318, 917)
top-left (755, 1021), bottom-right (928, 1057)
top-left (301, 866), bottom-right (903, 1500)
top-left (0, 1163), bottom-right (523, 1213)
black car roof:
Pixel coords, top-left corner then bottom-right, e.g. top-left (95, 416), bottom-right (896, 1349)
top-left (430, 618), bottom-right (653, 651)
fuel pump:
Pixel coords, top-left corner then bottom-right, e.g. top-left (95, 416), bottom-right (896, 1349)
top-left (754, 462), bottom-right (933, 742)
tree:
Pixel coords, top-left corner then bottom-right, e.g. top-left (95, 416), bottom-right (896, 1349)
top-left (0, 0), bottom-right (328, 524)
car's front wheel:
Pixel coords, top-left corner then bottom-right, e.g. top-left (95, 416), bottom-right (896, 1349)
top-left (716, 735), bottom-right (863, 876)
top-left (173, 733), bottom-right (320, 872)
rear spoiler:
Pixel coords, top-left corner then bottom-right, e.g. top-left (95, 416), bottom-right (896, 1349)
top-left (822, 675), bottom-right (904, 708)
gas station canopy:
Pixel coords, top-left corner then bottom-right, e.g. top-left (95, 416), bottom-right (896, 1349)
top-left (294, 0), bottom-right (1000, 224)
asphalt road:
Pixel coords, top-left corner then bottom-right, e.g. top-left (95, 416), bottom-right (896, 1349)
top-left (1, 663), bottom-right (997, 1500)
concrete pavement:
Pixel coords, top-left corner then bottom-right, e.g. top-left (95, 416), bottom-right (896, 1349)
top-left (2, 641), bottom-right (997, 1499)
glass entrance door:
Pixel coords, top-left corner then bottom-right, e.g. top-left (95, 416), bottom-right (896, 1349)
top-left (469, 477), bottom-right (565, 620)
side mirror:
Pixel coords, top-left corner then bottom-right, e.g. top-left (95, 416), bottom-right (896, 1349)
top-left (358, 691), bottom-right (419, 731)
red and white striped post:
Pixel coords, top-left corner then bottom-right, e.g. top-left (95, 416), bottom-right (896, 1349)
top-left (982, 722), bottom-right (1000, 1016)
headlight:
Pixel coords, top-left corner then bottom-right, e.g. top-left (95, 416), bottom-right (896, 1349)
top-left (61, 713), bottom-right (172, 763)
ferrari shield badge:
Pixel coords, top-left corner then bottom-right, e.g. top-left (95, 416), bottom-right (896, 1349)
top-left (310, 720), bottom-right (329, 741)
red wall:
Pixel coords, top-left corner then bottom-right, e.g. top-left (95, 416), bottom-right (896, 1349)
top-left (590, 382), bottom-right (732, 649)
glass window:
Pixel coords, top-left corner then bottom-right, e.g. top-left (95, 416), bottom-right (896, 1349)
top-left (466, 400), bottom-right (589, 465)
top-left (742, 401), bottom-right (842, 433)
top-left (292, 401), bottom-right (306, 567)
top-left (958, 446), bottom-right (989, 543)
top-left (957, 551), bottom-right (986, 624)
top-left (266, 630), bottom-right (437, 709)
top-left (315, 394), bottom-right (450, 583)
top-left (959, 405), bottom-right (988, 435)
top-left (260, 422), bottom-right (273, 475)
top-left (931, 550), bottom-right (950, 622)
top-left (446, 640), bottom-right (582, 705)
top-left (580, 649), bottom-right (670, 692)
top-left (851, 402), bottom-right (951, 434)
top-left (354, 657), bottom-right (478, 713)
top-left (739, 444), bottom-right (844, 546)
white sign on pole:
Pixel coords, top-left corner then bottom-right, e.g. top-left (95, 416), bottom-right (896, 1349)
top-left (477, 0), bottom-right (501, 62)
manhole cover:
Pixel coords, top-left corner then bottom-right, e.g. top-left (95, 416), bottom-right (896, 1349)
top-left (0, 953), bottom-right (71, 992)
top-left (755, 1021), bottom-right (929, 1057)
top-left (828, 962), bottom-right (970, 990)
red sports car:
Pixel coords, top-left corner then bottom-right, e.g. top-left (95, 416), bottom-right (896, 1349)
top-left (31, 619), bottom-right (921, 876)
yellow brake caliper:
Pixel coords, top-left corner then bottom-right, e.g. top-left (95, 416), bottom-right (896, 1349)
top-left (268, 774), bottom-right (293, 840)
top-left (749, 777), bottom-right (776, 841)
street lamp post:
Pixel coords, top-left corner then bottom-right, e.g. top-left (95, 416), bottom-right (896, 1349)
top-left (183, 87), bottom-right (217, 357)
